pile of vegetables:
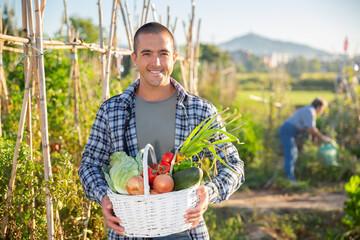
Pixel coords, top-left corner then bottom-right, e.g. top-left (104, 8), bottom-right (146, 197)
top-left (103, 108), bottom-right (241, 196)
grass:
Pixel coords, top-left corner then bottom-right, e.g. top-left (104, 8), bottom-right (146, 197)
top-left (237, 90), bottom-right (335, 107)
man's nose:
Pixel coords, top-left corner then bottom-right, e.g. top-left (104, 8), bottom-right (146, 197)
top-left (151, 55), bottom-right (161, 65)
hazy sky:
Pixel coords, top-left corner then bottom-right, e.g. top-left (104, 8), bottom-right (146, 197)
top-left (3, 0), bottom-right (360, 55)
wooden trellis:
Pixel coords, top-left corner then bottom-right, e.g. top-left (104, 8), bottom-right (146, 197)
top-left (0, 0), bottom-right (201, 239)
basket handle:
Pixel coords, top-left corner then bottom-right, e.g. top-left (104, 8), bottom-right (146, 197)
top-left (142, 144), bottom-right (157, 196)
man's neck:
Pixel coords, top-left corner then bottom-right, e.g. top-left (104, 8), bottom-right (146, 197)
top-left (136, 80), bottom-right (175, 101)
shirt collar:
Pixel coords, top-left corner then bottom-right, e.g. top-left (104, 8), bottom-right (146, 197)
top-left (116, 78), bottom-right (189, 107)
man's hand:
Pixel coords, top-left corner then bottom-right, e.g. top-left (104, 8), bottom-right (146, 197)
top-left (184, 186), bottom-right (209, 229)
top-left (322, 136), bottom-right (329, 144)
top-left (102, 195), bottom-right (126, 236)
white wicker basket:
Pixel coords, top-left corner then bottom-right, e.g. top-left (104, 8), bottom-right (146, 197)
top-left (107, 144), bottom-right (199, 237)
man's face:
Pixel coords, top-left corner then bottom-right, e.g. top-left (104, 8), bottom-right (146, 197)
top-left (132, 32), bottom-right (177, 89)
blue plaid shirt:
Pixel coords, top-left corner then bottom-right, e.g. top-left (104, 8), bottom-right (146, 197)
top-left (78, 79), bottom-right (245, 240)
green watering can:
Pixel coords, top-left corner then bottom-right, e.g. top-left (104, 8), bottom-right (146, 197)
top-left (316, 139), bottom-right (340, 167)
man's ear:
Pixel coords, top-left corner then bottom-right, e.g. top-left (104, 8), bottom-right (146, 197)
top-left (172, 52), bottom-right (178, 62)
top-left (131, 52), bottom-right (137, 66)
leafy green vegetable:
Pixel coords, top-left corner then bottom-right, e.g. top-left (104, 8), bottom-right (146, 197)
top-left (177, 108), bottom-right (242, 174)
top-left (102, 165), bottom-right (117, 193)
top-left (108, 151), bottom-right (143, 194)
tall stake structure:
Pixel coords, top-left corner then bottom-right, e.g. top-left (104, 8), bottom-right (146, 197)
top-left (0, 0), bottom-right (201, 237)
top-left (34, 0), bottom-right (55, 238)
top-left (1, 0), bottom-right (54, 238)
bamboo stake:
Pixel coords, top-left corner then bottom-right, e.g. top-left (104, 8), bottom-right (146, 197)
top-left (59, 13), bottom-right (65, 39)
top-left (166, 6), bottom-right (170, 28)
top-left (192, 19), bottom-right (201, 96)
top-left (40, 0), bottom-right (46, 19)
top-left (2, 45), bottom-right (23, 53)
top-left (21, 1), bottom-right (36, 238)
top-left (82, 199), bottom-right (92, 240)
top-left (27, 0), bottom-right (42, 140)
top-left (189, 41), bottom-right (195, 94)
top-left (65, 51), bottom-right (74, 110)
top-left (5, 1), bottom-right (18, 37)
top-left (172, 17), bottom-right (178, 33)
top-left (179, 60), bottom-right (188, 90)
top-left (151, 3), bottom-right (158, 22)
top-left (98, 0), bottom-right (106, 89)
top-left (0, 27), bottom-right (35, 240)
top-left (63, 0), bottom-right (72, 42)
top-left (124, 1), bottom-right (134, 40)
top-left (34, 0), bottom-right (55, 238)
top-left (0, 34), bottom-right (132, 55)
top-left (0, 8), bottom-right (10, 113)
top-left (73, 47), bottom-right (82, 146)
top-left (144, 0), bottom-right (151, 24)
top-left (102, 0), bottom-right (118, 102)
top-left (0, 33), bottom-right (30, 43)
top-left (0, 69), bottom-right (2, 137)
top-left (140, 0), bottom-right (146, 26)
top-left (118, 0), bottom-right (133, 51)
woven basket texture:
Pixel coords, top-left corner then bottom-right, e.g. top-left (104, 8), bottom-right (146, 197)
top-left (107, 144), bottom-right (199, 237)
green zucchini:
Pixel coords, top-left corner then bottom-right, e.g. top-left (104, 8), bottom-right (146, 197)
top-left (172, 167), bottom-right (203, 191)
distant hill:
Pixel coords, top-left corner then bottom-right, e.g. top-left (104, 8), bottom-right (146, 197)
top-left (219, 33), bottom-right (331, 59)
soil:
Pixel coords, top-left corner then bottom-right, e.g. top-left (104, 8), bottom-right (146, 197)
top-left (215, 189), bottom-right (347, 211)
top-left (212, 189), bottom-right (348, 239)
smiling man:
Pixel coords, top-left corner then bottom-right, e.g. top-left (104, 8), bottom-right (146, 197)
top-left (79, 22), bottom-right (244, 240)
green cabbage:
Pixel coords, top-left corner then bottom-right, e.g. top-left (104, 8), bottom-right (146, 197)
top-left (107, 151), bottom-right (143, 194)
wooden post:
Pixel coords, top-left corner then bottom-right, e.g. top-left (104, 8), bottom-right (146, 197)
top-left (1, 3), bottom-right (36, 235)
top-left (34, 0), bottom-right (55, 238)
top-left (0, 7), bottom-right (10, 114)
top-left (21, 1), bottom-right (36, 238)
top-left (102, 0), bottom-right (118, 102)
top-left (151, 3), bottom-right (158, 22)
top-left (82, 199), bottom-right (92, 240)
top-left (144, 0), bottom-right (151, 24)
top-left (166, 6), bottom-right (170, 28)
top-left (172, 17), bottom-right (178, 33)
top-left (5, 1), bottom-right (18, 37)
top-left (118, 0), bottom-right (133, 51)
top-left (98, 0), bottom-right (106, 87)
top-left (124, 1), bottom-right (134, 40)
top-left (0, 7), bottom-right (3, 136)
top-left (141, 0), bottom-right (146, 26)
top-left (63, 0), bottom-right (72, 42)
top-left (192, 19), bottom-right (201, 96)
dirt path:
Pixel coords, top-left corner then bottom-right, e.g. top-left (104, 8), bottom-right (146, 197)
top-left (213, 190), bottom-right (348, 239)
top-left (215, 190), bottom-right (347, 211)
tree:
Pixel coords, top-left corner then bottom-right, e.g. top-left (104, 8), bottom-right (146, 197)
top-left (286, 56), bottom-right (308, 77)
top-left (309, 59), bottom-right (321, 72)
top-left (70, 17), bottom-right (99, 43)
top-left (200, 44), bottom-right (233, 67)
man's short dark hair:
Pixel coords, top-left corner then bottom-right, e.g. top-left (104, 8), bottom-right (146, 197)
top-left (133, 22), bottom-right (175, 55)
top-left (311, 97), bottom-right (327, 109)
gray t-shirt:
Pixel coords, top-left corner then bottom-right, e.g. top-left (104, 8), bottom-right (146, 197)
top-left (135, 91), bottom-right (177, 162)
top-left (286, 105), bottom-right (316, 131)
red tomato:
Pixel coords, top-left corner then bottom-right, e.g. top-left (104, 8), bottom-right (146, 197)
top-left (142, 167), bottom-right (157, 184)
top-left (155, 162), bottom-right (171, 175)
top-left (161, 152), bottom-right (175, 164)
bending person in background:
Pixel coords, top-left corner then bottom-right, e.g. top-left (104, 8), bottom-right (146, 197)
top-left (279, 97), bottom-right (329, 182)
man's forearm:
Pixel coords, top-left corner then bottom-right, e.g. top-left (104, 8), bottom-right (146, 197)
top-left (308, 127), bottom-right (327, 141)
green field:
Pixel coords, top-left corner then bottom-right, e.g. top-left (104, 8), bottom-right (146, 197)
top-left (237, 90), bottom-right (335, 106)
